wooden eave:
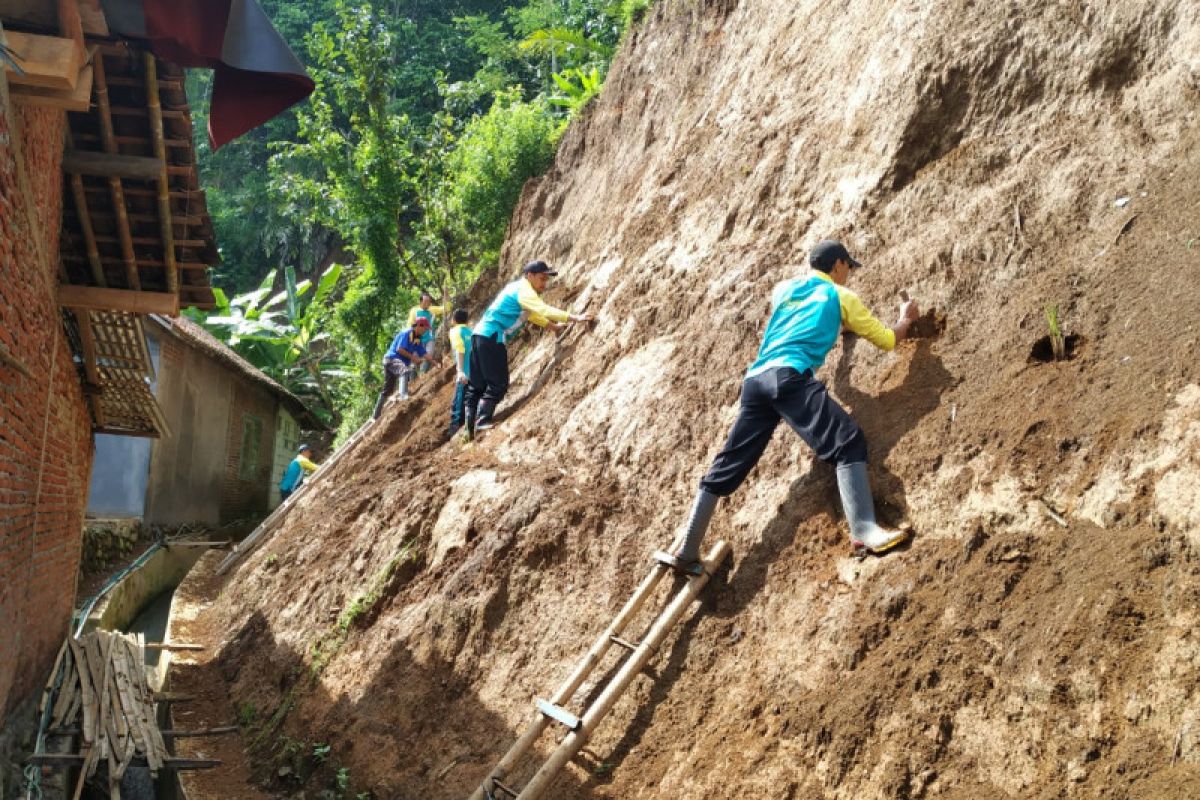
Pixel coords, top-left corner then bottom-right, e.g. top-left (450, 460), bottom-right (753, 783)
top-left (3, 6), bottom-right (223, 438)
top-left (56, 41), bottom-right (219, 311)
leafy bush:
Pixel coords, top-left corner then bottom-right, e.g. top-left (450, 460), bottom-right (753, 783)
top-left (437, 91), bottom-right (559, 266)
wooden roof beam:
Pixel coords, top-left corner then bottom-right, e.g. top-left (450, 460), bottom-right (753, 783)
top-left (91, 54), bottom-right (140, 290)
top-left (72, 133), bottom-right (193, 149)
top-left (67, 168), bottom-right (106, 287)
top-left (62, 256), bottom-right (214, 270)
top-left (1, 31), bottom-right (83, 90)
top-left (63, 150), bottom-right (164, 181)
top-left (59, 285), bottom-right (178, 316)
top-left (82, 185), bottom-right (202, 200)
top-left (145, 53), bottom-right (178, 294)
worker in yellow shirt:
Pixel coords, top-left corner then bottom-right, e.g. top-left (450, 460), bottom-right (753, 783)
top-left (447, 308), bottom-right (472, 436)
top-left (463, 261), bottom-right (592, 440)
top-left (279, 444), bottom-right (318, 501)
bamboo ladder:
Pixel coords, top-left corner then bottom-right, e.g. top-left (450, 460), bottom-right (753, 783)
top-left (469, 540), bottom-right (731, 800)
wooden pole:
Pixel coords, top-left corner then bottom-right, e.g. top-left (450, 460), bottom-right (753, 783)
top-left (91, 54), bottom-right (139, 290)
top-left (143, 53), bottom-right (177, 295)
top-left (515, 541), bottom-right (731, 800)
top-left (69, 173), bottom-right (106, 286)
top-left (76, 311), bottom-right (107, 426)
top-left (468, 556), bottom-right (676, 800)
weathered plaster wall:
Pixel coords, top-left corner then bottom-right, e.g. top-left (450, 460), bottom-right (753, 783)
top-left (0, 97), bottom-right (94, 722)
top-left (143, 328), bottom-right (280, 526)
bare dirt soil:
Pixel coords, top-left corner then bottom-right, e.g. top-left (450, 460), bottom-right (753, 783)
top-left (175, 1), bottom-right (1200, 797)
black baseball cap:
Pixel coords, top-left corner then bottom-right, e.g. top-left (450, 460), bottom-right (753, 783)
top-left (523, 260), bottom-right (558, 276)
top-left (809, 240), bottom-right (863, 271)
top-left (298, 443), bottom-right (311, 453)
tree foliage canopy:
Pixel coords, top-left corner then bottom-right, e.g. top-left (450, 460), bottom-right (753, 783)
top-left (190, 0), bottom-right (655, 437)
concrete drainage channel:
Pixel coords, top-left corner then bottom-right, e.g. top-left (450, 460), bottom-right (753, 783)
top-left (74, 541), bottom-right (212, 800)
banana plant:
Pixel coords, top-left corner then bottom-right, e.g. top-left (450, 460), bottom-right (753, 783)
top-left (189, 263), bottom-right (346, 424)
top-left (549, 67), bottom-right (604, 114)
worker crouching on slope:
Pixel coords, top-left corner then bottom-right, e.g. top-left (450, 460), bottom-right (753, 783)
top-left (279, 444), bottom-right (318, 501)
top-left (462, 260), bottom-right (592, 441)
top-left (663, 240), bottom-right (920, 574)
top-left (372, 316), bottom-right (438, 419)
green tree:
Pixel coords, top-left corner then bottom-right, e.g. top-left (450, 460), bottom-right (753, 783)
top-left (190, 264), bottom-right (347, 425)
top-left (271, 2), bottom-right (419, 373)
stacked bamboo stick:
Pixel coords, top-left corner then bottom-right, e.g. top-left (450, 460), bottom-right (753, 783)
top-left (43, 631), bottom-right (169, 798)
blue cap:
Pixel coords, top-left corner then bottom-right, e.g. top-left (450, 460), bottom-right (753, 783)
top-left (298, 444), bottom-right (311, 453)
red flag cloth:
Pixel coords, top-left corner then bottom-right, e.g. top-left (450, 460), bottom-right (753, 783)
top-left (103, 0), bottom-right (314, 148)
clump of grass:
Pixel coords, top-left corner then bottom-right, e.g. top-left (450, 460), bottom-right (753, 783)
top-left (236, 701), bottom-right (258, 727)
top-left (1045, 304), bottom-right (1066, 361)
top-left (336, 543), bottom-right (415, 631)
top-left (310, 542), bottom-right (418, 677)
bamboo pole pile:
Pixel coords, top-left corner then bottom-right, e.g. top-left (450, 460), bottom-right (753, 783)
top-left (42, 631), bottom-right (169, 797)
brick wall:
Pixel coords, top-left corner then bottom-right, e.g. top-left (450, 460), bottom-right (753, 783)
top-left (220, 380), bottom-right (278, 524)
top-left (0, 98), bottom-right (95, 723)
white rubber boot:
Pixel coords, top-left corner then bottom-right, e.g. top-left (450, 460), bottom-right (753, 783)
top-left (835, 462), bottom-right (911, 555)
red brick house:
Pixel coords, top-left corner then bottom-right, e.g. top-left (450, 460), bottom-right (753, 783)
top-left (0, 0), bottom-right (312, 724)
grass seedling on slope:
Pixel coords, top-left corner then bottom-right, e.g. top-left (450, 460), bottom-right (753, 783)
top-left (1045, 304), bottom-right (1066, 361)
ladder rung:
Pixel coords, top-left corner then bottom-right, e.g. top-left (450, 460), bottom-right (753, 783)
top-left (652, 549), bottom-right (704, 576)
top-left (610, 635), bottom-right (639, 651)
top-left (536, 699), bottom-right (581, 731)
top-left (487, 778), bottom-right (520, 798)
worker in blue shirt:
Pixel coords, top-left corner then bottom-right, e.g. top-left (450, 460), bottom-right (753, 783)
top-left (279, 444), bottom-right (318, 501)
top-left (661, 240), bottom-right (920, 575)
top-left (372, 317), bottom-right (438, 419)
top-left (462, 260), bottom-right (592, 439)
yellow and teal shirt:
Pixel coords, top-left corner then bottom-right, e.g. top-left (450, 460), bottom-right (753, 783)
top-left (406, 304), bottom-right (444, 343)
top-left (280, 454), bottom-right (318, 492)
top-left (746, 270), bottom-right (894, 378)
top-left (449, 322), bottom-right (473, 377)
top-left (475, 278), bottom-right (569, 344)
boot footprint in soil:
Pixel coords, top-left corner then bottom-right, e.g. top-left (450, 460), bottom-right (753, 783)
top-left (836, 462), bottom-right (912, 556)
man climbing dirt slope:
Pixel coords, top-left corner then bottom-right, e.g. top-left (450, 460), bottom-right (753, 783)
top-left (663, 240), bottom-right (919, 575)
top-left (175, 1), bottom-right (1200, 798)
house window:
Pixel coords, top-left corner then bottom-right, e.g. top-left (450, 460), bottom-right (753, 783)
top-left (239, 415), bottom-right (263, 480)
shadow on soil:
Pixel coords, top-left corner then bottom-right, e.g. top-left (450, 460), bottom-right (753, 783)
top-left (202, 610), bottom-right (594, 800)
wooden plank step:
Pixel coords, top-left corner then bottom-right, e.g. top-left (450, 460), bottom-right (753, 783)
top-left (609, 635), bottom-right (639, 652)
top-left (535, 700), bottom-right (580, 731)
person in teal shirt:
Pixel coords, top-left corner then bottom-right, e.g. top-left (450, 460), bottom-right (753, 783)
top-left (463, 260), bottom-right (592, 439)
top-left (661, 241), bottom-right (920, 575)
top-left (279, 444), bottom-right (318, 501)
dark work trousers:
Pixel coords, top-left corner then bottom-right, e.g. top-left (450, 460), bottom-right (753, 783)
top-left (449, 380), bottom-right (467, 431)
top-left (371, 358), bottom-right (410, 419)
top-left (280, 488), bottom-right (293, 501)
top-left (464, 333), bottom-right (509, 424)
top-left (699, 366), bottom-right (868, 496)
